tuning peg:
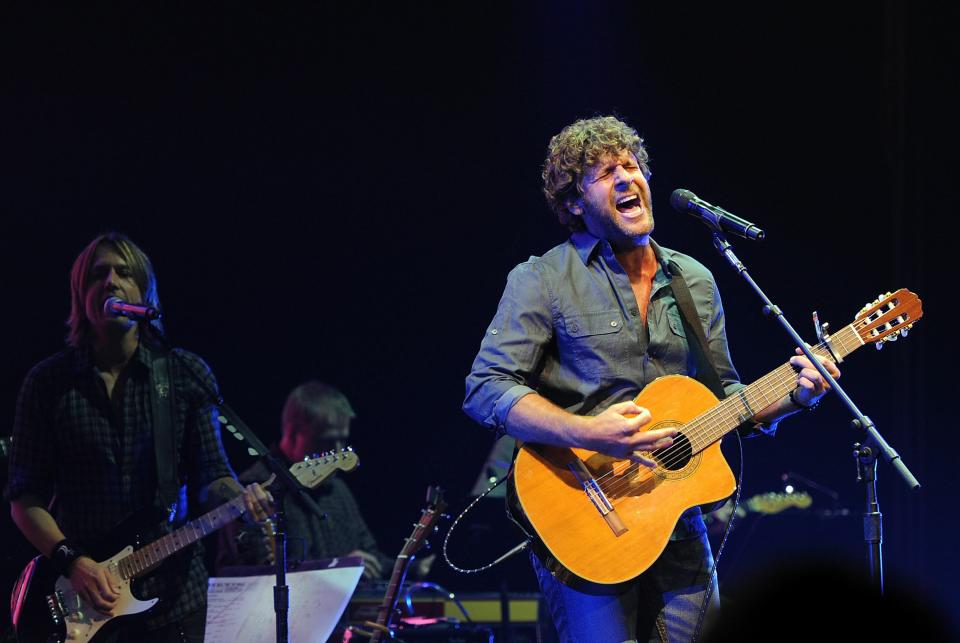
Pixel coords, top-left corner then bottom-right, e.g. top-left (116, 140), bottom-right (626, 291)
top-left (876, 341), bottom-right (884, 351)
top-left (900, 327), bottom-right (909, 338)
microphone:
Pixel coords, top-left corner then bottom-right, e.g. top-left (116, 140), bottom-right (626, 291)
top-left (103, 297), bottom-right (161, 321)
top-left (669, 189), bottom-right (765, 241)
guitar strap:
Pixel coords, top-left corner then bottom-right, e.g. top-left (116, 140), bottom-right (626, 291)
top-left (666, 261), bottom-right (727, 401)
top-left (150, 350), bottom-right (181, 520)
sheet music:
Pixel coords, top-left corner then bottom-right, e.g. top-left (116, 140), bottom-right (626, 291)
top-left (206, 558), bottom-right (364, 643)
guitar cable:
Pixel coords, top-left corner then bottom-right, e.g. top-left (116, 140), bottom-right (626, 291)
top-left (441, 471), bottom-right (533, 575)
top-left (692, 430), bottom-right (745, 643)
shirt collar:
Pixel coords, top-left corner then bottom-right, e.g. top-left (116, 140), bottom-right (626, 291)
top-left (73, 341), bottom-right (152, 377)
top-left (570, 231), bottom-right (602, 265)
top-left (570, 231), bottom-right (675, 278)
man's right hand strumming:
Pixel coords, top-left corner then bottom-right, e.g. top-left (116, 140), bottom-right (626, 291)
top-left (68, 555), bottom-right (121, 614)
top-left (506, 395), bottom-right (677, 467)
top-left (577, 401), bottom-right (677, 467)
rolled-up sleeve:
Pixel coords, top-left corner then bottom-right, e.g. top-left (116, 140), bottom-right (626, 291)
top-left (463, 261), bottom-right (554, 436)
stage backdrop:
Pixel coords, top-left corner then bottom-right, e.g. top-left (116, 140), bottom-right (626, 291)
top-left (2, 2), bottom-right (956, 632)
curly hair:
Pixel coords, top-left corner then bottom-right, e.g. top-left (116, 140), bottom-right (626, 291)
top-left (67, 232), bottom-right (163, 347)
top-left (542, 115), bottom-right (651, 231)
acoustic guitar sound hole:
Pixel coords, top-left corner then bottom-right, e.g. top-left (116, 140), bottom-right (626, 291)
top-left (652, 432), bottom-right (692, 471)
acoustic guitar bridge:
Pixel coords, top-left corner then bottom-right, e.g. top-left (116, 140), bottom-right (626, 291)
top-left (568, 459), bottom-right (628, 537)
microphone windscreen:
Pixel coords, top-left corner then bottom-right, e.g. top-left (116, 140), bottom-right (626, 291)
top-left (103, 297), bottom-right (122, 315)
top-left (669, 189), bottom-right (696, 212)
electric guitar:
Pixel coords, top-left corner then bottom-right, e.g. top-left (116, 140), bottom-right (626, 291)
top-left (512, 289), bottom-right (922, 584)
top-left (704, 490), bottom-right (813, 529)
top-left (10, 449), bottom-right (359, 643)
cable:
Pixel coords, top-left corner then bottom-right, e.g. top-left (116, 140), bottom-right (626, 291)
top-left (441, 475), bottom-right (531, 575)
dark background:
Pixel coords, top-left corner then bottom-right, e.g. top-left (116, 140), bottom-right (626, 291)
top-left (2, 1), bottom-right (957, 634)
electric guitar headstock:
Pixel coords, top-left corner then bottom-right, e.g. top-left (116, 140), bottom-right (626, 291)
top-left (853, 288), bottom-right (923, 349)
top-left (290, 447), bottom-right (359, 489)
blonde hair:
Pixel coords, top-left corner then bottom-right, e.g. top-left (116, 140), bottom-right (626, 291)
top-left (67, 232), bottom-right (163, 347)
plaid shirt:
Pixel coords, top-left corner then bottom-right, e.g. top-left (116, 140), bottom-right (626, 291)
top-left (7, 342), bottom-right (235, 629)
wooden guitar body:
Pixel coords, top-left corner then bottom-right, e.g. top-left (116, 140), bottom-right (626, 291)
top-left (511, 289), bottom-right (923, 585)
top-left (514, 375), bottom-right (734, 585)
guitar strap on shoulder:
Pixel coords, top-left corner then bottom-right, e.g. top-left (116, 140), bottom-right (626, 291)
top-left (667, 261), bottom-right (727, 401)
top-left (150, 350), bottom-right (180, 521)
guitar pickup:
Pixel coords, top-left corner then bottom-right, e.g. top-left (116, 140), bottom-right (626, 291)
top-left (46, 590), bottom-right (66, 625)
top-left (568, 459), bottom-right (628, 537)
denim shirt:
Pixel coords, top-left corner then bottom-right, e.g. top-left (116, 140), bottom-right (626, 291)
top-left (463, 232), bottom-right (774, 539)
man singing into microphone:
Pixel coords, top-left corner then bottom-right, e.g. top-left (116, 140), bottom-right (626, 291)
top-left (7, 232), bottom-right (273, 642)
top-left (463, 115), bottom-right (840, 642)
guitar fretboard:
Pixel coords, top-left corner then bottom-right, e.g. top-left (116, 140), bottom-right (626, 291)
top-left (686, 322), bottom-right (863, 454)
top-left (116, 496), bottom-right (248, 580)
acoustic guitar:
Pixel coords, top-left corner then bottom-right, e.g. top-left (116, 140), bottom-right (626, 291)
top-left (511, 289), bottom-right (922, 584)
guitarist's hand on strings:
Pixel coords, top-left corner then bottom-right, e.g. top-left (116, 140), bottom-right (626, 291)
top-left (580, 401), bottom-right (677, 467)
top-left (789, 348), bottom-right (841, 409)
top-left (207, 476), bottom-right (275, 523)
top-left (241, 482), bottom-right (275, 524)
top-left (68, 555), bottom-right (120, 615)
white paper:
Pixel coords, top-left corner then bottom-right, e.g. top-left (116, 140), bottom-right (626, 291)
top-left (205, 558), bottom-right (364, 643)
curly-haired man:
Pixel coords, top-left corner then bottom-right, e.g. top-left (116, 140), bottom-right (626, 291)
top-left (464, 116), bottom-right (838, 642)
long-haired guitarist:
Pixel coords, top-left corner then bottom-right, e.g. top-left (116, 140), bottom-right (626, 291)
top-left (463, 116), bottom-right (840, 642)
top-left (6, 232), bottom-right (273, 643)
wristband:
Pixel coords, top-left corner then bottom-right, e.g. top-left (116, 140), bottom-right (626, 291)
top-left (50, 539), bottom-right (84, 578)
top-left (789, 388), bottom-right (820, 412)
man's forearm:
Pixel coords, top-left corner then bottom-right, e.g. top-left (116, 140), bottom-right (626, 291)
top-left (505, 394), bottom-right (587, 448)
top-left (10, 496), bottom-right (67, 557)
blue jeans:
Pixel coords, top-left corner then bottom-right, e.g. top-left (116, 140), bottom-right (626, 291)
top-left (532, 532), bottom-right (720, 643)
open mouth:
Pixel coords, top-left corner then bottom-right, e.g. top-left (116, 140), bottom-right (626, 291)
top-left (616, 194), bottom-right (642, 213)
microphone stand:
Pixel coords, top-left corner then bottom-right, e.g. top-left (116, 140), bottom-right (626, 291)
top-left (707, 230), bottom-right (920, 594)
top-left (144, 325), bottom-right (327, 643)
